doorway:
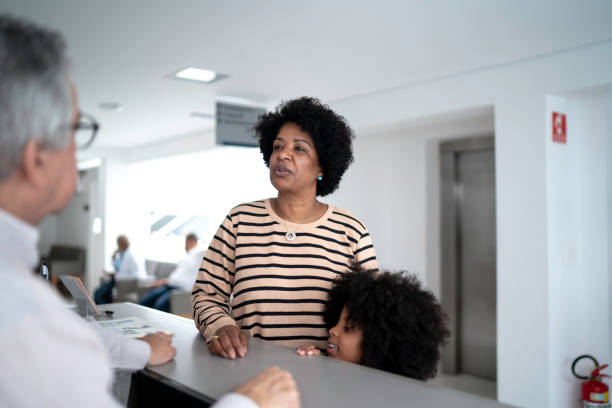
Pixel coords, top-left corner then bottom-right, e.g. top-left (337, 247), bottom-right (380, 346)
top-left (440, 136), bottom-right (497, 382)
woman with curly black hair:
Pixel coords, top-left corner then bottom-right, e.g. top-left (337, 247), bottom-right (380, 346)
top-left (192, 97), bottom-right (379, 360)
top-left (297, 265), bottom-right (449, 381)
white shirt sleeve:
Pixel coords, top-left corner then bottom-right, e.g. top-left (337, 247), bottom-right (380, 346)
top-left (93, 326), bottom-right (151, 370)
top-left (0, 281), bottom-right (121, 407)
top-left (211, 393), bottom-right (259, 408)
top-left (0, 211), bottom-right (120, 407)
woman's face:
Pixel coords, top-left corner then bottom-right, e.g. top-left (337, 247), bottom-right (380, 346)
top-left (327, 306), bottom-right (363, 364)
top-left (269, 122), bottom-right (322, 196)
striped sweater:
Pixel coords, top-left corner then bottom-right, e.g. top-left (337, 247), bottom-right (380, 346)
top-left (191, 199), bottom-right (378, 349)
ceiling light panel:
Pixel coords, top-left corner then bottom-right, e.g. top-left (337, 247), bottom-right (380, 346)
top-left (173, 67), bottom-right (226, 84)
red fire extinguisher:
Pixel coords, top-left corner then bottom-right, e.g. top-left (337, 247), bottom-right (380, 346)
top-left (572, 355), bottom-right (610, 408)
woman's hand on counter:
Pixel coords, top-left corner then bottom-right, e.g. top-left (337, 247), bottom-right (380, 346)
top-left (208, 325), bottom-right (249, 359)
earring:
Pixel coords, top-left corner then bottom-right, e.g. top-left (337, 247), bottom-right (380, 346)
top-left (317, 176), bottom-right (323, 181)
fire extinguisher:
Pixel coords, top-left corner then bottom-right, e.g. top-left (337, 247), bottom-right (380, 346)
top-left (572, 355), bottom-right (610, 408)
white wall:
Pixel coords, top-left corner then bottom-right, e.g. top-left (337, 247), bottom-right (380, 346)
top-left (571, 89), bottom-right (610, 365)
top-left (37, 215), bottom-right (57, 256)
top-left (36, 168), bottom-right (103, 291)
top-left (83, 168), bottom-right (104, 292)
top-left (546, 88), bottom-right (611, 407)
top-left (329, 107), bottom-right (494, 298)
top-left (608, 93), bottom-right (612, 364)
top-left (327, 41), bottom-right (612, 408)
top-left (55, 190), bottom-right (88, 247)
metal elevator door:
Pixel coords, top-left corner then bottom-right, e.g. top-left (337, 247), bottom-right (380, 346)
top-left (440, 136), bottom-right (497, 380)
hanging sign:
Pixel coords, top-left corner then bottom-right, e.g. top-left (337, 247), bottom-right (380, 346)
top-left (216, 102), bottom-right (266, 147)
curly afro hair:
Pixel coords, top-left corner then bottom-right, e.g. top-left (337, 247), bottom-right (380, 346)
top-left (323, 265), bottom-right (450, 381)
top-left (254, 96), bottom-right (354, 196)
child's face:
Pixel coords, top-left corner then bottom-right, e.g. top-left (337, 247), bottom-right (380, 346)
top-left (327, 306), bottom-right (363, 364)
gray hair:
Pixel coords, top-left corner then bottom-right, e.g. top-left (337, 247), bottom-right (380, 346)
top-left (0, 15), bottom-right (73, 180)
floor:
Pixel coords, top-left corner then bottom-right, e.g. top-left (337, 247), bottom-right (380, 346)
top-left (431, 372), bottom-right (497, 400)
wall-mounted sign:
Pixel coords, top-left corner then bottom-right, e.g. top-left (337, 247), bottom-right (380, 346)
top-left (552, 111), bottom-right (567, 144)
top-left (216, 102), bottom-right (266, 147)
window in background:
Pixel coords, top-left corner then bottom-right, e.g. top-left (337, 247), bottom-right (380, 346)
top-left (122, 146), bottom-right (276, 263)
top-left (147, 213), bottom-right (210, 262)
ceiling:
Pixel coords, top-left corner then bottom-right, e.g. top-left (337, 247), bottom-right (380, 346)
top-left (3, 0), bottom-right (612, 148)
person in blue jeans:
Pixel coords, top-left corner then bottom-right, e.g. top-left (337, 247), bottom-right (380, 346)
top-left (139, 233), bottom-right (204, 312)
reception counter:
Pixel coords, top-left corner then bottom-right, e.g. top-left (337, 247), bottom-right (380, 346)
top-left (103, 303), bottom-right (512, 408)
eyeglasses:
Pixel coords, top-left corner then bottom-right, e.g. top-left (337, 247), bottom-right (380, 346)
top-left (72, 112), bottom-right (100, 150)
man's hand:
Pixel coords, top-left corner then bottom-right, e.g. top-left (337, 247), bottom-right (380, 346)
top-left (296, 344), bottom-right (321, 356)
top-left (207, 325), bottom-right (248, 359)
top-left (234, 366), bottom-right (300, 408)
top-left (152, 278), bottom-right (168, 287)
top-left (140, 332), bottom-right (177, 366)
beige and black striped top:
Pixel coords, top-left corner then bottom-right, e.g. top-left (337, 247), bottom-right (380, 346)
top-left (191, 198), bottom-right (378, 349)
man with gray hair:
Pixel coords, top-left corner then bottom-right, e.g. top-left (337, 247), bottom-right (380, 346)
top-left (0, 14), bottom-right (124, 407)
top-left (0, 15), bottom-right (299, 408)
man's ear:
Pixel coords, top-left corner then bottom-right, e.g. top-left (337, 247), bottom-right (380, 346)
top-left (20, 139), bottom-right (46, 188)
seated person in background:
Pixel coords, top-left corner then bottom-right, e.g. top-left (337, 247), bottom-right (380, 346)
top-left (140, 233), bottom-right (205, 312)
top-left (95, 234), bottom-right (142, 304)
top-left (297, 265), bottom-right (449, 381)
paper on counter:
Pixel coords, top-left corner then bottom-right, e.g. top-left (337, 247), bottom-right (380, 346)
top-left (94, 316), bottom-right (173, 338)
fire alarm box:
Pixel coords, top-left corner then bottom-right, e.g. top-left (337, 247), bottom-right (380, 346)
top-left (552, 111), bottom-right (567, 144)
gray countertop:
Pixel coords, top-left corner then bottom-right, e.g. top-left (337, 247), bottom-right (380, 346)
top-left (103, 302), bottom-right (512, 408)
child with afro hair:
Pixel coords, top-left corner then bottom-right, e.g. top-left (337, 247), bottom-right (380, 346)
top-left (297, 265), bottom-right (449, 381)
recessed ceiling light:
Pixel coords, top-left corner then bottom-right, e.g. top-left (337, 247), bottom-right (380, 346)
top-left (173, 67), bottom-right (227, 84)
top-left (98, 102), bottom-right (124, 112)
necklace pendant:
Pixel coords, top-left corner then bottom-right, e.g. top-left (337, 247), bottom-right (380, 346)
top-left (285, 231), bottom-right (296, 241)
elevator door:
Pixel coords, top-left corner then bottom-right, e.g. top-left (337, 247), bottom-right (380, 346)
top-left (440, 137), bottom-right (497, 380)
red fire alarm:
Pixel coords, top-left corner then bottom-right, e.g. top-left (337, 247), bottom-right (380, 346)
top-left (552, 111), bottom-right (567, 144)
